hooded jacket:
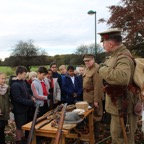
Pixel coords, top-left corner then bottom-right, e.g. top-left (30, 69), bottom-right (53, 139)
top-left (10, 78), bottom-right (34, 114)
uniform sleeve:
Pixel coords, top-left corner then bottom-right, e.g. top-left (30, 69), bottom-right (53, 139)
top-left (99, 57), bottom-right (132, 85)
top-left (93, 70), bottom-right (104, 102)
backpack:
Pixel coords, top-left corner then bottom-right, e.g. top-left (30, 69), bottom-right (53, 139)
top-left (119, 56), bottom-right (144, 116)
top-left (133, 58), bottom-right (144, 96)
top-left (115, 54), bottom-right (144, 101)
top-left (118, 54), bottom-right (144, 97)
top-left (132, 58), bottom-right (144, 116)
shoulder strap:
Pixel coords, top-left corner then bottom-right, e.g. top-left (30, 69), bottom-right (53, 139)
top-left (118, 53), bottom-right (136, 65)
top-left (113, 53), bottom-right (135, 69)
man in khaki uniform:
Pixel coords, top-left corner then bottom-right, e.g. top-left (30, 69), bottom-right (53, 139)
top-left (98, 28), bottom-right (138, 144)
top-left (82, 54), bottom-right (103, 141)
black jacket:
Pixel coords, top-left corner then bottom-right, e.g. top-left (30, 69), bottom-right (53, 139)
top-left (10, 79), bottom-right (34, 114)
top-left (53, 72), bottom-right (62, 89)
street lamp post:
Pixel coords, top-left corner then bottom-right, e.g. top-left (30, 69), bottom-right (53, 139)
top-left (87, 10), bottom-right (97, 59)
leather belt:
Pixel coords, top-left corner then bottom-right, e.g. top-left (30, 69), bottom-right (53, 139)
top-left (83, 88), bottom-right (94, 92)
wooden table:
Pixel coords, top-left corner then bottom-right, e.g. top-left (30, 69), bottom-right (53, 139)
top-left (22, 108), bottom-right (94, 144)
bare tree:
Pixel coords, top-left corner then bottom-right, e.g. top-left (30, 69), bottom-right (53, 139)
top-left (10, 40), bottom-right (47, 71)
top-left (75, 43), bottom-right (102, 55)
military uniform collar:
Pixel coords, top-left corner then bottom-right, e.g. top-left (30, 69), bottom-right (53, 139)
top-left (83, 63), bottom-right (98, 77)
top-left (111, 44), bottom-right (125, 56)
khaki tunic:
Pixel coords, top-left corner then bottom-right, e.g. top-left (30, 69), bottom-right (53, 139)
top-left (99, 44), bottom-right (138, 144)
top-left (99, 44), bottom-right (138, 115)
top-left (83, 63), bottom-right (103, 121)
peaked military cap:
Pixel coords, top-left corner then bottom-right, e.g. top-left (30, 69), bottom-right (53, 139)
top-left (83, 54), bottom-right (95, 61)
top-left (98, 28), bottom-right (122, 42)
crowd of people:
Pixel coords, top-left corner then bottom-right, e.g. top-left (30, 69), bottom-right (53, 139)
top-left (0, 28), bottom-right (139, 144)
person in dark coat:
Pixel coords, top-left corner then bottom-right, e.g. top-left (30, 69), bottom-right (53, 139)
top-left (62, 65), bottom-right (82, 104)
top-left (77, 66), bottom-right (85, 101)
top-left (10, 66), bottom-right (35, 144)
top-left (50, 62), bottom-right (62, 89)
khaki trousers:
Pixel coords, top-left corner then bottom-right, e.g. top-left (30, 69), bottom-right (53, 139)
top-left (110, 113), bottom-right (138, 144)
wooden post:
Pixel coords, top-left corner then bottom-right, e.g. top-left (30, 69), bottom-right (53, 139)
top-left (89, 110), bottom-right (94, 143)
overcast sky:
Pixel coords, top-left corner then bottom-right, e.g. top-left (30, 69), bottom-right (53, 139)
top-left (0, 0), bottom-right (120, 60)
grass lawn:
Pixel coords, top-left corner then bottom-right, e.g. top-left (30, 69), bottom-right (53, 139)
top-left (30, 66), bottom-right (39, 72)
top-left (0, 66), bottom-right (48, 77)
top-left (31, 65), bottom-right (49, 71)
top-left (0, 66), bottom-right (15, 76)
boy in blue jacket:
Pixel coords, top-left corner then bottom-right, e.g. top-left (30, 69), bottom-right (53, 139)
top-left (62, 65), bottom-right (82, 104)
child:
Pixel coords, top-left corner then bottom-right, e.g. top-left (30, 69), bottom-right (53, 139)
top-left (27, 71), bottom-right (37, 85)
top-left (0, 72), bottom-right (10, 144)
top-left (10, 66), bottom-right (35, 144)
top-left (50, 62), bottom-right (62, 89)
top-left (31, 67), bottom-right (49, 117)
top-left (59, 65), bottom-right (67, 76)
top-left (26, 71), bottom-right (37, 95)
top-left (45, 69), bottom-right (61, 109)
top-left (78, 66), bottom-right (85, 76)
top-left (25, 71), bottom-right (37, 138)
top-left (62, 65), bottom-right (82, 104)
top-left (77, 66), bottom-right (85, 101)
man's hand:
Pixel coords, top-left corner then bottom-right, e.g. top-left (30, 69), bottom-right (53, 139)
top-left (98, 63), bottom-right (107, 73)
top-left (94, 101), bottom-right (99, 108)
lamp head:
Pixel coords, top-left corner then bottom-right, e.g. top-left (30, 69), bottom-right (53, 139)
top-left (87, 10), bottom-right (96, 15)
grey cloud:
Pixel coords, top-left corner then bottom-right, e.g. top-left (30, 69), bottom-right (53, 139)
top-left (0, 0), bottom-right (119, 60)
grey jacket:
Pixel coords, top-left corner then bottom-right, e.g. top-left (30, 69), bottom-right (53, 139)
top-left (44, 78), bottom-right (61, 104)
top-left (31, 78), bottom-right (49, 107)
